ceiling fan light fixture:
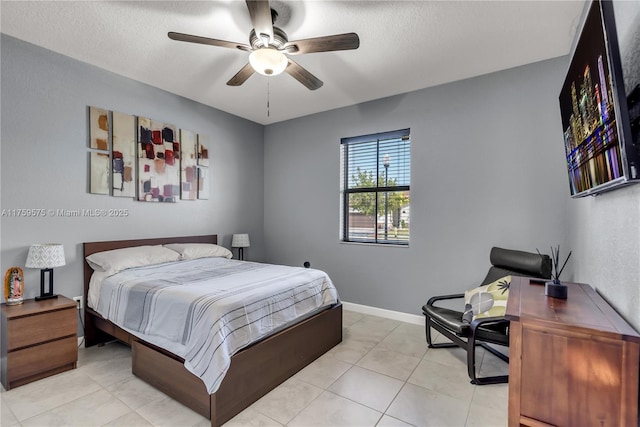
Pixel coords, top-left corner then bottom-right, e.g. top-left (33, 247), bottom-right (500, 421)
top-left (249, 48), bottom-right (288, 76)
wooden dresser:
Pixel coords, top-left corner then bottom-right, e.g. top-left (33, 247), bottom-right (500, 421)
top-left (506, 276), bottom-right (640, 426)
top-left (1, 296), bottom-right (78, 390)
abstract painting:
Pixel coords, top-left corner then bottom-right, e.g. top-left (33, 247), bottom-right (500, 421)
top-left (89, 106), bottom-right (109, 150)
top-left (137, 117), bottom-right (181, 202)
top-left (112, 111), bottom-right (136, 197)
top-left (90, 152), bottom-right (110, 195)
top-left (180, 129), bottom-right (198, 200)
top-left (197, 134), bottom-right (210, 167)
top-left (197, 166), bottom-right (210, 200)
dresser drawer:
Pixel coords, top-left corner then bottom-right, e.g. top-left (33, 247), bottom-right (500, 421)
top-left (6, 307), bottom-right (76, 350)
top-left (6, 335), bottom-right (77, 383)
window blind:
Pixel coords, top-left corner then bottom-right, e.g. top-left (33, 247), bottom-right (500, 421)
top-left (340, 129), bottom-right (411, 245)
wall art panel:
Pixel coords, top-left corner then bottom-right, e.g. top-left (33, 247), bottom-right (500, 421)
top-left (180, 129), bottom-right (198, 200)
top-left (197, 134), bottom-right (210, 167)
top-left (137, 117), bottom-right (180, 202)
top-left (90, 151), bottom-right (110, 195)
top-left (89, 106), bottom-right (109, 150)
top-left (112, 111), bottom-right (136, 197)
top-left (197, 166), bottom-right (210, 200)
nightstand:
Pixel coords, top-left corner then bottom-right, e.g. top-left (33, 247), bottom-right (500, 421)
top-left (1, 296), bottom-right (78, 390)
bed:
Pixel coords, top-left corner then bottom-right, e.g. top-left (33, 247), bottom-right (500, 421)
top-left (83, 234), bottom-right (342, 427)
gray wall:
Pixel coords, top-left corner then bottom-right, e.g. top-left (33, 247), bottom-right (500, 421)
top-left (568, 186), bottom-right (640, 331)
top-left (5, 32), bottom-right (638, 333)
top-left (263, 57), bottom-right (571, 315)
top-left (553, 0), bottom-right (640, 332)
top-left (1, 35), bottom-right (265, 307)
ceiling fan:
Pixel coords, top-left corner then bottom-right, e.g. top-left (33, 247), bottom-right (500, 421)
top-left (168, 0), bottom-right (360, 90)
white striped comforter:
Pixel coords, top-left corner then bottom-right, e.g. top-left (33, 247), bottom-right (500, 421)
top-left (94, 257), bottom-right (339, 393)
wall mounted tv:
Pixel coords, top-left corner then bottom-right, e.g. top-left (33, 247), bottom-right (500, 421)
top-left (559, 0), bottom-right (640, 197)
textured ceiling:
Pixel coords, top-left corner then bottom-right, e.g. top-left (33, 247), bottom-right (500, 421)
top-left (1, 1), bottom-right (585, 125)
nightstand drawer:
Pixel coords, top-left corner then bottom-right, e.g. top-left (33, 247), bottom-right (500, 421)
top-left (6, 336), bottom-right (78, 383)
top-left (6, 307), bottom-right (76, 350)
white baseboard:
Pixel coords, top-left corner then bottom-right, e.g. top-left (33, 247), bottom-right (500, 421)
top-left (342, 301), bottom-right (425, 326)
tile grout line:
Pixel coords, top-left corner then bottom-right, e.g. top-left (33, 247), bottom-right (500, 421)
top-left (278, 314), bottom-right (404, 426)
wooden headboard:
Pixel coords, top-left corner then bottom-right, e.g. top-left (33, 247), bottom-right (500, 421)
top-left (82, 234), bottom-right (218, 346)
top-left (83, 234), bottom-right (217, 311)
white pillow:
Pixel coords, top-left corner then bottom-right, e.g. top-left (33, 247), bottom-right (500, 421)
top-left (86, 245), bottom-right (180, 274)
top-left (164, 243), bottom-right (232, 260)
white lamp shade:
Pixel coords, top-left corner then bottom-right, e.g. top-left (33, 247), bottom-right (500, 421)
top-left (232, 234), bottom-right (250, 248)
top-left (25, 243), bottom-right (66, 269)
top-left (249, 48), bottom-right (288, 76)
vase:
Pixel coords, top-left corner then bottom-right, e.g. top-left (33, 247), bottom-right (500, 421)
top-left (545, 279), bottom-right (568, 299)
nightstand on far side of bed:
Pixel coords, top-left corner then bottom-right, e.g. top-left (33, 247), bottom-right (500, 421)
top-left (1, 296), bottom-right (78, 390)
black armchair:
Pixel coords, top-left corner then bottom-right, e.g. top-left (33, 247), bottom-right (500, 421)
top-left (422, 247), bottom-right (551, 385)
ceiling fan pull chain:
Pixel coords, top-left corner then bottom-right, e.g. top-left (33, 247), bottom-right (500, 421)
top-left (267, 79), bottom-right (270, 117)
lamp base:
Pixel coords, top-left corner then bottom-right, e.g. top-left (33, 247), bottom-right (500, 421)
top-left (35, 268), bottom-right (57, 301)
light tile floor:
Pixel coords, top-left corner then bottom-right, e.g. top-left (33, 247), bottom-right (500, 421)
top-left (1, 310), bottom-right (508, 426)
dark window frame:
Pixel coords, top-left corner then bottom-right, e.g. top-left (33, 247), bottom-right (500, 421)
top-left (341, 129), bottom-right (410, 245)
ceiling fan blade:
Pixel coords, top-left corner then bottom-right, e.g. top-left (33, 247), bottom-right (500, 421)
top-left (168, 32), bottom-right (251, 52)
top-left (283, 33), bottom-right (360, 55)
top-left (246, 0), bottom-right (274, 45)
top-left (285, 59), bottom-right (323, 90)
top-left (227, 63), bottom-right (255, 86)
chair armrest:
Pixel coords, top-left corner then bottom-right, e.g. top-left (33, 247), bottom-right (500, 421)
top-left (427, 293), bottom-right (465, 306)
top-left (469, 316), bottom-right (509, 331)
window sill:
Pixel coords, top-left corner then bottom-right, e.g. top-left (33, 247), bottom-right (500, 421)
top-left (340, 241), bottom-right (409, 248)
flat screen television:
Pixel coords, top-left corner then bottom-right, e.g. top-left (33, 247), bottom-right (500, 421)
top-left (559, 0), bottom-right (640, 197)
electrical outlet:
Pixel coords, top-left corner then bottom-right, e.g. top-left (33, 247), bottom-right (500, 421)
top-left (72, 296), bottom-right (83, 310)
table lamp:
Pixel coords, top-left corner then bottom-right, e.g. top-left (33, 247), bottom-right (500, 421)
top-left (231, 234), bottom-right (250, 261)
top-left (25, 243), bottom-right (66, 300)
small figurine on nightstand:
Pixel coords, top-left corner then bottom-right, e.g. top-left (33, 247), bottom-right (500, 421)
top-left (4, 267), bottom-right (24, 305)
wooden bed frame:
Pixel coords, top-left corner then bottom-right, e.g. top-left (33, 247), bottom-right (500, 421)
top-left (83, 235), bottom-right (342, 427)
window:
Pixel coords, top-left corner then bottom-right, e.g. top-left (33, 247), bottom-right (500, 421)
top-left (341, 129), bottom-right (410, 245)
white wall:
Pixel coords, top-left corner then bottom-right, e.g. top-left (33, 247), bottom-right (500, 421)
top-left (1, 35), bottom-right (265, 305)
top-left (263, 57), bottom-right (571, 315)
